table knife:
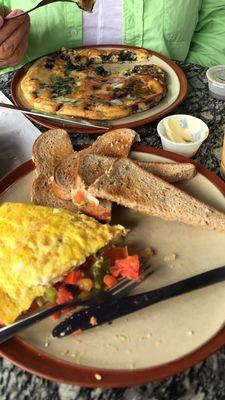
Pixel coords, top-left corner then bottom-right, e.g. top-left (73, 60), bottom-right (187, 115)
top-left (0, 102), bottom-right (111, 130)
top-left (52, 264), bottom-right (225, 338)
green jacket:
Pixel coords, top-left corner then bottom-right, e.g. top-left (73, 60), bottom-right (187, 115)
top-left (1, 0), bottom-right (225, 74)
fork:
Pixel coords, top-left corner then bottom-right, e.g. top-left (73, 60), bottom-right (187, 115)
top-left (4, 0), bottom-right (77, 20)
top-left (0, 261), bottom-right (152, 344)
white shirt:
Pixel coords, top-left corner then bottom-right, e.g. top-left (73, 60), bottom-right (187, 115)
top-left (83, 0), bottom-right (123, 45)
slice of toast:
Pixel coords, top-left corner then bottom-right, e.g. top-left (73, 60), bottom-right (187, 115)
top-left (71, 155), bottom-right (196, 223)
top-left (134, 160), bottom-right (196, 182)
top-left (32, 129), bottom-right (74, 177)
top-left (32, 175), bottom-right (78, 213)
top-left (50, 153), bottom-right (79, 200)
top-left (54, 154), bottom-right (196, 200)
top-left (50, 127), bottom-right (140, 200)
top-left (76, 197), bottom-right (112, 222)
top-left (85, 128), bottom-right (140, 158)
top-left (69, 154), bottom-right (112, 222)
top-left (50, 128), bottom-right (139, 221)
top-left (88, 158), bottom-right (225, 232)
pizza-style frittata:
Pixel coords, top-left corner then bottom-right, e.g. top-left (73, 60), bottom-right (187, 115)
top-left (20, 48), bottom-right (167, 120)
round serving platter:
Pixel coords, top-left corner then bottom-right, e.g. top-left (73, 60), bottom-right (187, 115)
top-left (11, 45), bottom-right (187, 134)
top-left (1, 146), bottom-right (225, 388)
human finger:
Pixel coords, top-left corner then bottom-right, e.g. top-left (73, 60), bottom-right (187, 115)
top-left (0, 9), bottom-right (28, 45)
top-left (0, 15), bottom-right (30, 60)
top-left (0, 30), bottom-right (29, 68)
top-left (0, 5), bottom-right (8, 28)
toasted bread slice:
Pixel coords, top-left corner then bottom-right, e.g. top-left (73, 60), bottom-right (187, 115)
top-left (48, 151), bottom-right (112, 221)
top-left (51, 128), bottom-right (139, 200)
top-left (32, 175), bottom-right (111, 222)
top-left (75, 154), bottom-right (114, 188)
top-left (77, 154), bottom-right (196, 186)
top-left (71, 155), bottom-right (196, 224)
top-left (135, 160), bottom-right (196, 182)
top-left (51, 128), bottom-right (139, 221)
top-left (31, 175), bottom-right (78, 213)
top-left (50, 153), bottom-right (79, 200)
top-left (32, 129), bottom-right (74, 177)
top-left (75, 196), bottom-right (112, 222)
top-left (86, 128), bottom-right (140, 158)
top-left (89, 158), bottom-right (225, 232)
top-left (54, 154), bottom-right (196, 200)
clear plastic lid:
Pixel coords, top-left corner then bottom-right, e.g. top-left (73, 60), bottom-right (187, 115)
top-left (206, 65), bottom-right (225, 86)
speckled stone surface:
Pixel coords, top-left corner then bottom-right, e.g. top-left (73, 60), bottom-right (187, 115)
top-left (1, 62), bottom-right (225, 400)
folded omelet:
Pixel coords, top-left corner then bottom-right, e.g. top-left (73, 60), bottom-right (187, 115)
top-left (0, 202), bottom-right (127, 325)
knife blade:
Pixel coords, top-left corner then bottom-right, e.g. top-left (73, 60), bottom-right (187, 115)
top-left (52, 264), bottom-right (225, 338)
top-left (0, 102), bottom-right (111, 130)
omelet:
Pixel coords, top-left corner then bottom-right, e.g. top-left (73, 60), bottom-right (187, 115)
top-left (0, 202), bottom-right (127, 325)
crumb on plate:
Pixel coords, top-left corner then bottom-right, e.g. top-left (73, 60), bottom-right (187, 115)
top-left (94, 373), bottom-right (102, 381)
top-left (164, 253), bottom-right (177, 263)
top-left (113, 334), bottom-right (128, 342)
top-left (61, 349), bottom-right (69, 356)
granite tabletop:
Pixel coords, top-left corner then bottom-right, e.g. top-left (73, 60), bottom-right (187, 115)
top-left (0, 62), bottom-right (225, 400)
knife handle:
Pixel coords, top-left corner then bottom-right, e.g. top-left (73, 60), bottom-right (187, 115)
top-left (52, 265), bottom-right (225, 338)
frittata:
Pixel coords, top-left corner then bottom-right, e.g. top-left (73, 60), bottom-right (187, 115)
top-left (20, 48), bottom-right (167, 120)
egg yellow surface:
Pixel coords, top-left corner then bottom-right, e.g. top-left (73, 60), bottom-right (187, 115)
top-left (0, 202), bottom-right (126, 325)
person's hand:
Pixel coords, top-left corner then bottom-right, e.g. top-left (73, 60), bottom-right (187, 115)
top-left (0, 7), bottom-right (30, 69)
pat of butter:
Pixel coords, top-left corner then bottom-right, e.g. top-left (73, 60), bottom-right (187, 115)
top-left (164, 118), bottom-right (208, 144)
top-left (164, 118), bottom-right (193, 143)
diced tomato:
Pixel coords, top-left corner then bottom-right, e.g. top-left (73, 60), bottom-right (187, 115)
top-left (71, 328), bottom-right (82, 335)
top-left (74, 191), bottom-right (85, 203)
top-left (64, 270), bottom-right (83, 285)
top-left (103, 274), bottom-right (117, 288)
top-left (61, 306), bottom-right (74, 315)
top-left (51, 305), bottom-right (74, 320)
top-left (56, 287), bottom-right (73, 305)
top-left (104, 246), bottom-right (128, 266)
top-left (90, 316), bottom-right (97, 326)
top-left (111, 255), bottom-right (140, 280)
top-left (51, 311), bottom-right (61, 320)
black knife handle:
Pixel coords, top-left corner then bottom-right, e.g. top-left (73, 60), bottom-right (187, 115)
top-left (52, 265), bottom-right (225, 338)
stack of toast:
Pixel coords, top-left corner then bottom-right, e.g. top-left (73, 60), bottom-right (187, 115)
top-left (32, 128), bottom-right (225, 232)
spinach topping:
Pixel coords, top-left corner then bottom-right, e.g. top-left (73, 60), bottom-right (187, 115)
top-left (74, 55), bottom-right (81, 63)
top-left (101, 53), bottom-right (112, 62)
top-left (44, 56), bottom-right (58, 69)
top-left (94, 66), bottom-right (109, 77)
top-left (60, 53), bottom-right (70, 62)
top-left (45, 62), bottom-right (54, 69)
top-left (51, 76), bottom-right (76, 96)
top-left (118, 50), bottom-right (137, 62)
top-left (72, 64), bottom-right (86, 71)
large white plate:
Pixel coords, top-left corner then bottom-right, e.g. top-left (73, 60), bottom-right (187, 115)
top-left (0, 148), bottom-right (225, 387)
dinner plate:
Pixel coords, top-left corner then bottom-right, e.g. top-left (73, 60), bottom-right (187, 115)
top-left (1, 146), bottom-right (225, 388)
top-left (11, 45), bottom-right (187, 134)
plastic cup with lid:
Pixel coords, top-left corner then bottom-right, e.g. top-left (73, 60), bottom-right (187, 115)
top-left (206, 65), bottom-right (225, 100)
